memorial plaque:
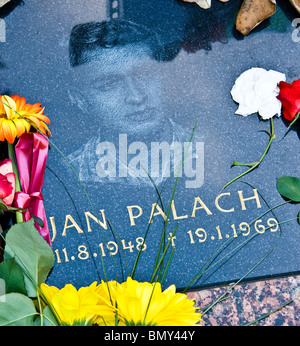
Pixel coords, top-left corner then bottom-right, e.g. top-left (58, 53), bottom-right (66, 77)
top-left (1, 0), bottom-right (299, 291)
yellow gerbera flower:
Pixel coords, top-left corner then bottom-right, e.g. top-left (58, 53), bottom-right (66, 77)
top-left (94, 280), bottom-right (126, 326)
top-left (40, 282), bottom-right (107, 326)
top-left (41, 278), bottom-right (201, 326)
top-left (0, 94), bottom-right (51, 144)
top-left (112, 277), bottom-right (201, 326)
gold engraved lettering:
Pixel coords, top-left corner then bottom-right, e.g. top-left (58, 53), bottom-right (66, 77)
top-left (107, 241), bottom-right (118, 255)
top-left (54, 249), bottom-right (61, 263)
top-left (171, 200), bottom-right (188, 220)
top-left (268, 218), bottom-right (279, 232)
top-left (187, 230), bottom-right (195, 244)
top-left (136, 237), bottom-right (147, 251)
top-left (187, 228), bottom-right (207, 243)
top-left (62, 214), bottom-right (84, 236)
top-left (168, 233), bottom-right (176, 247)
top-left (121, 239), bottom-right (134, 252)
top-left (255, 219), bottom-right (265, 234)
top-left (84, 210), bottom-right (107, 231)
top-left (149, 203), bottom-right (168, 223)
top-left (99, 243), bottom-right (106, 257)
top-left (49, 216), bottom-right (57, 242)
top-left (54, 248), bottom-right (69, 263)
top-left (78, 245), bottom-right (89, 260)
top-left (127, 205), bottom-right (143, 226)
top-left (238, 189), bottom-right (262, 210)
top-left (191, 197), bottom-right (212, 217)
top-left (231, 224), bottom-right (238, 237)
top-left (215, 193), bottom-right (235, 213)
top-left (216, 225), bottom-right (222, 239)
top-left (239, 222), bottom-right (250, 236)
top-left (195, 228), bottom-right (207, 243)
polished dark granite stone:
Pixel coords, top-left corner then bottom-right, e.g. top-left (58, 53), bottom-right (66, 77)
top-left (0, 0), bottom-right (299, 292)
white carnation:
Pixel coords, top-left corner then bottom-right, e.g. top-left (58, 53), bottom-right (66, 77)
top-left (231, 67), bottom-right (286, 120)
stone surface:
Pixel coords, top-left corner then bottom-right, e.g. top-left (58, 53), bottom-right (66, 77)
top-left (0, 0), bottom-right (299, 293)
top-left (188, 274), bottom-right (300, 326)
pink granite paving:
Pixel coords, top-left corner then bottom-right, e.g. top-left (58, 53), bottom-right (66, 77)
top-left (187, 275), bottom-right (300, 326)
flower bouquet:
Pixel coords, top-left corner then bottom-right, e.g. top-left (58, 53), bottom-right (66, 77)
top-left (0, 94), bottom-right (203, 326)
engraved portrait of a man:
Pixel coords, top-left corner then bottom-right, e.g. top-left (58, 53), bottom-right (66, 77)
top-left (67, 19), bottom-right (204, 189)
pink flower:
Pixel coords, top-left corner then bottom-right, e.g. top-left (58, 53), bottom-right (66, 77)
top-left (0, 159), bottom-right (15, 206)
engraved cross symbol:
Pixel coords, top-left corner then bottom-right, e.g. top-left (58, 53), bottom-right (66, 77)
top-left (168, 233), bottom-right (176, 247)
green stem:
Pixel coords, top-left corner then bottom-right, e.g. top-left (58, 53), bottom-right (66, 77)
top-left (280, 111), bottom-right (300, 140)
top-left (288, 111), bottom-right (300, 129)
top-left (36, 290), bottom-right (44, 326)
top-left (223, 118), bottom-right (275, 190)
top-left (7, 143), bottom-right (23, 223)
top-left (245, 298), bottom-right (294, 326)
top-left (232, 161), bottom-right (260, 167)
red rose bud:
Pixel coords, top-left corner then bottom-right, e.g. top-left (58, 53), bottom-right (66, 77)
top-left (277, 79), bottom-right (300, 122)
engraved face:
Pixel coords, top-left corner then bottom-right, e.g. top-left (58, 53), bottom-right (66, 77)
top-left (70, 45), bottom-right (166, 137)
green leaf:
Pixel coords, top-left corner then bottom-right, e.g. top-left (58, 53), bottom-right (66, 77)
top-left (30, 214), bottom-right (44, 228)
top-left (4, 219), bottom-right (54, 297)
top-left (0, 201), bottom-right (8, 210)
top-left (298, 212), bottom-right (300, 225)
top-left (0, 293), bottom-right (37, 326)
top-left (276, 176), bottom-right (300, 202)
top-left (33, 306), bottom-right (58, 326)
top-left (0, 258), bottom-right (27, 295)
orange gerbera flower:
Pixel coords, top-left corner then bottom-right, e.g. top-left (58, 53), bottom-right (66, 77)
top-left (0, 94), bottom-right (51, 144)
